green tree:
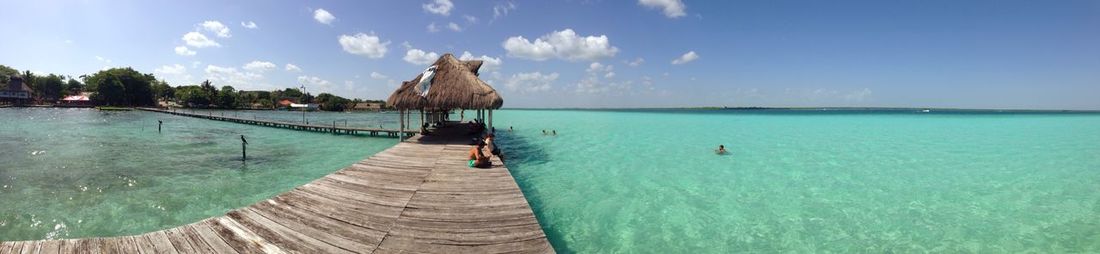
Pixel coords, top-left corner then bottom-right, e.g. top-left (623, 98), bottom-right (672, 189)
top-left (85, 68), bottom-right (156, 106)
top-left (175, 85), bottom-right (208, 107)
top-left (94, 76), bottom-right (126, 106)
top-left (315, 93), bottom-right (350, 111)
top-left (0, 65), bottom-right (17, 82)
top-left (152, 80), bottom-right (174, 101)
top-left (37, 74), bottom-right (65, 101)
top-left (65, 78), bottom-right (84, 95)
top-left (217, 86), bottom-right (238, 109)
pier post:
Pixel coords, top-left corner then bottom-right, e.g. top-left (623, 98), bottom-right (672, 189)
top-left (241, 135), bottom-right (248, 161)
top-left (158, 120), bottom-right (163, 134)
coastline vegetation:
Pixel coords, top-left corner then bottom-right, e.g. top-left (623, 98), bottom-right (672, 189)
top-left (1, 64), bottom-right (383, 111)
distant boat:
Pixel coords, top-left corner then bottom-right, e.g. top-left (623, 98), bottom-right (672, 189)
top-left (921, 109), bottom-right (931, 113)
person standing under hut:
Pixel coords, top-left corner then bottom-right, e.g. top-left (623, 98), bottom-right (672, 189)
top-left (468, 141), bottom-right (493, 168)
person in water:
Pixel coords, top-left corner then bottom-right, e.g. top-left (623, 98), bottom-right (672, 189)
top-left (716, 145), bottom-right (727, 154)
top-left (552, 130), bottom-right (557, 135)
top-left (468, 141), bottom-right (492, 168)
top-left (542, 130), bottom-right (547, 135)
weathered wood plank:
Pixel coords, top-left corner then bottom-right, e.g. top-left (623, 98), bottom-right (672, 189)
top-left (178, 225), bottom-right (216, 253)
top-left (245, 205), bottom-right (375, 253)
top-left (0, 241), bottom-right (15, 254)
top-left (163, 228), bottom-right (198, 254)
top-left (36, 240), bottom-right (61, 254)
top-left (144, 231), bottom-right (179, 254)
top-left (57, 240), bottom-right (74, 254)
top-left (130, 235), bottom-right (156, 254)
top-left (250, 200), bottom-right (385, 250)
top-left (16, 241), bottom-right (37, 254)
top-left (189, 222), bottom-right (239, 254)
top-left (227, 210), bottom-right (352, 254)
top-left (207, 218), bottom-right (277, 254)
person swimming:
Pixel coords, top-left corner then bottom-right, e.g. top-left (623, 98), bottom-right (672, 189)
top-left (552, 130), bottom-right (557, 135)
top-left (468, 141), bottom-right (492, 168)
top-left (716, 145), bottom-right (727, 155)
top-left (542, 130), bottom-right (547, 135)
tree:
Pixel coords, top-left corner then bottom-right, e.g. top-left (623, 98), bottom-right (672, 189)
top-left (85, 68), bottom-right (156, 106)
top-left (175, 85), bottom-right (209, 107)
top-left (217, 86), bottom-right (238, 109)
top-left (151, 80), bottom-right (174, 101)
top-left (315, 93), bottom-right (350, 111)
top-left (93, 76), bottom-right (126, 106)
top-left (200, 80), bottom-right (217, 104)
top-left (0, 65), bottom-right (17, 82)
top-left (37, 74), bottom-right (65, 101)
top-left (65, 78), bottom-right (84, 95)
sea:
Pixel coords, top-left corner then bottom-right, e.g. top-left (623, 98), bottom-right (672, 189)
top-left (2, 107), bottom-right (1099, 253)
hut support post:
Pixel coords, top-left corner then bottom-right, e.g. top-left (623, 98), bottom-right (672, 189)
top-left (488, 110), bottom-right (493, 133)
top-left (402, 108), bottom-right (407, 140)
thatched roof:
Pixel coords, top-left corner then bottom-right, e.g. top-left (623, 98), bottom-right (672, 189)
top-left (387, 53), bottom-right (503, 110)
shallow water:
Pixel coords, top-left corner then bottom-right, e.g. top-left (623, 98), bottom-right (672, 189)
top-left (3, 108), bottom-right (1099, 252)
top-left (492, 109), bottom-right (1100, 253)
top-left (0, 108), bottom-right (395, 241)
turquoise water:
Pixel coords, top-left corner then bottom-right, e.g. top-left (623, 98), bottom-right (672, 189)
top-left (492, 109), bottom-right (1100, 253)
top-left (3, 108), bottom-right (1100, 252)
top-left (0, 108), bottom-right (395, 241)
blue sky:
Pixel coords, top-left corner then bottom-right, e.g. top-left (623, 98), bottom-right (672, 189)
top-left (3, 0), bottom-right (1098, 109)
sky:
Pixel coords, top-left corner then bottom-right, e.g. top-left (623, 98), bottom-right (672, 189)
top-left (2, 0), bottom-right (1098, 109)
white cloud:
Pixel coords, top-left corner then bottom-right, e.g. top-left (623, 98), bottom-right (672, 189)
top-left (422, 0), bottom-right (454, 16)
top-left (671, 51), bottom-right (699, 65)
top-left (314, 8), bottom-right (336, 25)
top-left (154, 64), bottom-right (186, 75)
top-left (447, 22), bottom-right (462, 32)
top-left (339, 33), bottom-right (390, 58)
top-left (459, 51), bottom-right (503, 72)
top-left (370, 72), bottom-right (388, 79)
top-left (297, 76), bottom-right (330, 93)
top-left (577, 62), bottom-right (618, 94)
top-left (201, 21), bottom-right (231, 38)
top-left (403, 49), bottom-right (440, 65)
top-left (493, 2), bottom-right (517, 20)
top-left (463, 15), bottom-right (478, 24)
top-left (627, 57), bottom-right (645, 67)
top-left (427, 22), bottom-right (441, 33)
top-left (241, 21), bottom-right (258, 29)
top-left (204, 65), bottom-right (263, 88)
top-left (243, 61), bottom-right (276, 72)
top-left (174, 46), bottom-right (196, 56)
top-left (284, 63), bottom-right (302, 72)
top-left (503, 29), bottom-right (619, 61)
top-left (503, 72), bottom-right (558, 93)
top-left (95, 56), bottom-right (111, 64)
top-left (182, 32), bottom-right (220, 48)
top-left (638, 0), bottom-right (687, 18)
top-left (845, 88), bottom-right (873, 101)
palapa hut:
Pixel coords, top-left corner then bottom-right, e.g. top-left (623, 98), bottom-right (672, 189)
top-left (387, 53), bottom-right (503, 139)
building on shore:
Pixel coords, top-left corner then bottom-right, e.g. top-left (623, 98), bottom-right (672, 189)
top-left (351, 102), bottom-right (384, 111)
top-left (1, 75), bottom-right (33, 104)
top-left (59, 92), bottom-right (93, 107)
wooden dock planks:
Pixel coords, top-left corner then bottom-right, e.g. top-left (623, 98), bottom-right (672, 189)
top-left (5, 127), bottom-right (552, 253)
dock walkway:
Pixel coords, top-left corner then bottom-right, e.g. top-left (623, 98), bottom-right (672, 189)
top-left (137, 108), bottom-right (418, 137)
top-left (1, 128), bottom-right (553, 253)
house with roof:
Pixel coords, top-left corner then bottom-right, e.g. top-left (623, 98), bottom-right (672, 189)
top-left (1, 75), bottom-right (33, 104)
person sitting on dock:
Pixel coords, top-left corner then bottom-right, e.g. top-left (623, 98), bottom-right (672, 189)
top-left (468, 141), bottom-right (492, 168)
top-left (716, 145), bottom-right (727, 155)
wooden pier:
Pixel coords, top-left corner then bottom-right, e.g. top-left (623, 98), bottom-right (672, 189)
top-left (138, 108), bottom-right (418, 138)
top-left (0, 127), bottom-right (553, 253)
